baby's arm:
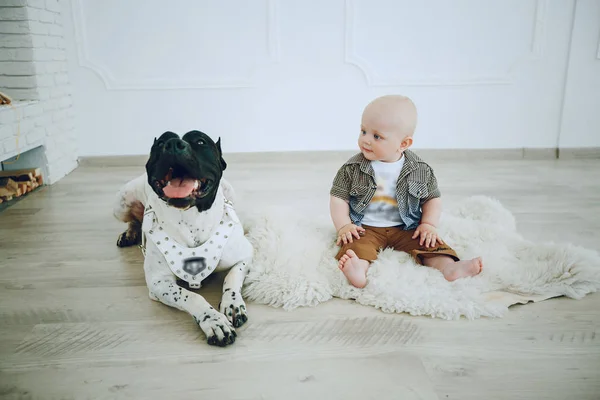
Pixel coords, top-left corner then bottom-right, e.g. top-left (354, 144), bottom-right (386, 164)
top-left (330, 166), bottom-right (365, 245)
top-left (412, 166), bottom-right (443, 247)
top-left (330, 196), bottom-right (365, 245)
top-left (330, 196), bottom-right (352, 231)
top-left (421, 197), bottom-right (442, 227)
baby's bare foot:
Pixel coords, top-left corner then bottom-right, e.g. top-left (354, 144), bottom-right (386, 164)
top-left (338, 250), bottom-right (369, 288)
top-left (442, 257), bottom-right (483, 282)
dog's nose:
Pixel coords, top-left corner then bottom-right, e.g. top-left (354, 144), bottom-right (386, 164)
top-left (164, 138), bottom-right (188, 154)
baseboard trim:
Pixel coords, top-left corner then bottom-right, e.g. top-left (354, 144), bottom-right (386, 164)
top-left (78, 155), bottom-right (148, 167)
top-left (558, 147), bottom-right (600, 159)
top-left (78, 147), bottom-right (599, 167)
top-left (415, 148), bottom-right (558, 161)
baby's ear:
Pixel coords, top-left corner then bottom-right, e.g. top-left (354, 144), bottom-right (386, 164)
top-left (401, 136), bottom-right (414, 150)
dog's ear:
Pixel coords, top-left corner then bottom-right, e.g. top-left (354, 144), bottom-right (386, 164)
top-left (216, 137), bottom-right (227, 171)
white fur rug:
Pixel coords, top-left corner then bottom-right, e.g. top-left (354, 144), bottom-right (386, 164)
top-left (240, 196), bottom-right (600, 320)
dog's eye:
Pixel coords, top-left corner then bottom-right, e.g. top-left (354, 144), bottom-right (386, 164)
top-left (156, 141), bottom-right (164, 147)
top-left (197, 139), bottom-right (205, 145)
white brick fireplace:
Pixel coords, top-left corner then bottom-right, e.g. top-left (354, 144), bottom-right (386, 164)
top-left (0, 0), bottom-right (78, 184)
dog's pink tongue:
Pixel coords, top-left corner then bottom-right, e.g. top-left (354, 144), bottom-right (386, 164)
top-left (163, 177), bottom-right (195, 198)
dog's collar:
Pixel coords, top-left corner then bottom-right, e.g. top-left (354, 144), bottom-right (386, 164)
top-left (140, 200), bottom-right (238, 288)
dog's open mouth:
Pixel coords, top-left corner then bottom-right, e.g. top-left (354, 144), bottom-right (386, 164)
top-left (153, 166), bottom-right (211, 200)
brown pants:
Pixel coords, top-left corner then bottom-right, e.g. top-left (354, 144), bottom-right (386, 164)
top-left (335, 225), bottom-right (459, 265)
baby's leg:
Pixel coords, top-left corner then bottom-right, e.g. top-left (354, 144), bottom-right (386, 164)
top-left (422, 255), bottom-right (482, 281)
top-left (389, 229), bottom-right (482, 281)
top-left (335, 227), bottom-right (386, 288)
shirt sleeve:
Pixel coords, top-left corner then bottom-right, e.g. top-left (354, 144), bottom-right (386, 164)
top-left (422, 166), bottom-right (441, 202)
top-left (330, 165), bottom-right (351, 201)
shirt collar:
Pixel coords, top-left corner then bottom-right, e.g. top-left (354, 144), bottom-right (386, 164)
top-left (346, 150), bottom-right (421, 167)
top-left (346, 150), bottom-right (421, 176)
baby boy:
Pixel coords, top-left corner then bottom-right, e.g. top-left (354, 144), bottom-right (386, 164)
top-left (330, 95), bottom-right (483, 288)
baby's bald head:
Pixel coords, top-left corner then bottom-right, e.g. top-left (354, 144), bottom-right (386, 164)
top-left (361, 95), bottom-right (418, 139)
top-left (358, 95), bottom-right (418, 162)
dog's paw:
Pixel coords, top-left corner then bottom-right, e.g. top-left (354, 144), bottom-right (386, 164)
top-left (220, 290), bottom-right (248, 328)
top-left (116, 230), bottom-right (140, 247)
top-left (194, 308), bottom-right (236, 347)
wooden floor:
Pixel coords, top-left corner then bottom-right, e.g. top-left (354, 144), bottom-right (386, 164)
top-left (1, 154), bottom-right (599, 400)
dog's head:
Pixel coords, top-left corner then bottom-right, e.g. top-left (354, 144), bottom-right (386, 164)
top-left (145, 130), bottom-right (227, 212)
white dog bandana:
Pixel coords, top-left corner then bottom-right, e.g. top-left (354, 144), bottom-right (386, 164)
top-left (140, 200), bottom-right (238, 289)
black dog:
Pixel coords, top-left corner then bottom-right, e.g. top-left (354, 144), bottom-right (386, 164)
top-left (113, 130), bottom-right (253, 346)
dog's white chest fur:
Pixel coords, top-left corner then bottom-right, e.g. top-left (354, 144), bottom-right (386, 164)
top-left (141, 189), bottom-right (240, 287)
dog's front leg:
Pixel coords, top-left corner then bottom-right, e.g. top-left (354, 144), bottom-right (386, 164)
top-left (220, 257), bottom-right (251, 328)
top-left (148, 274), bottom-right (237, 346)
top-left (144, 247), bottom-right (236, 346)
top-left (114, 174), bottom-right (147, 247)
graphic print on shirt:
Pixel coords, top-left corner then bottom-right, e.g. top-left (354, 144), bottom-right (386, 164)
top-left (364, 171), bottom-right (401, 224)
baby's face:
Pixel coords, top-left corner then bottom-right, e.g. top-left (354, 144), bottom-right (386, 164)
top-left (358, 100), bottom-right (414, 162)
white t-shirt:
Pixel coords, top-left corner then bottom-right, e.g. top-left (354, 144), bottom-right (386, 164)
top-left (361, 156), bottom-right (405, 227)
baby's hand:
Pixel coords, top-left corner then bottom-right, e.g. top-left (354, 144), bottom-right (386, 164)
top-left (336, 224), bottom-right (365, 246)
top-left (412, 223), bottom-right (444, 248)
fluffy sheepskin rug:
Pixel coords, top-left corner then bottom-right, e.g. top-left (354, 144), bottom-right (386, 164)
top-left (240, 196), bottom-right (600, 320)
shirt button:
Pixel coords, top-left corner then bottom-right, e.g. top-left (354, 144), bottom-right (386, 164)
top-left (371, 185), bottom-right (376, 189)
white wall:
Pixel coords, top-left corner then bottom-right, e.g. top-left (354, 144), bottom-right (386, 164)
top-left (559, 0), bottom-right (600, 148)
top-left (61, 0), bottom-right (589, 157)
